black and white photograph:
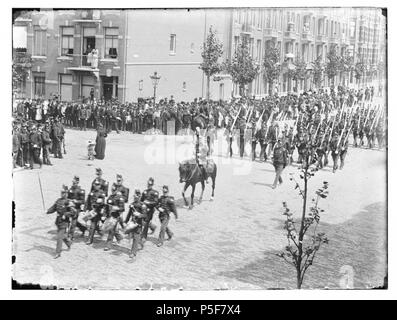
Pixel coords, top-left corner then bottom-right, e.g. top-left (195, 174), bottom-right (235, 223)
top-left (8, 2), bottom-right (391, 294)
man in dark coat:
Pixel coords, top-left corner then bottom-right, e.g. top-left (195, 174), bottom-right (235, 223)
top-left (271, 139), bottom-right (288, 189)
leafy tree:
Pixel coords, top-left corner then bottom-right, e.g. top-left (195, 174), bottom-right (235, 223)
top-left (224, 37), bottom-right (260, 97)
top-left (12, 51), bottom-right (32, 98)
top-left (325, 45), bottom-right (341, 87)
top-left (277, 153), bottom-right (329, 289)
top-left (262, 46), bottom-right (281, 96)
top-left (199, 26), bottom-right (224, 101)
top-left (339, 52), bottom-right (354, 86)
top-left (354, 61), bottom-right (366, 82)
top-left (288, 56), bottom-right (308, 92)
top-left (312, 56), bottom-right (324, 89)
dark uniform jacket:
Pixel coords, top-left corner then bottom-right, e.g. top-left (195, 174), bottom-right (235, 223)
top-left (157, 195), bottom-right (178, 219)
top-left (47, 198), bottom-right (71, 228)
top-left (85, 190), bottom-right (106, 211)
top-left (141, 188), bottom-right (159, 209)
top-left (68, 186), bottom-right (85, 212)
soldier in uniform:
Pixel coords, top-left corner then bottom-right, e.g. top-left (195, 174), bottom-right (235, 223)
top-left (195, 127), bottom-right (208, 183)
top-left (271, 139), bottom-right (288, 189)
top-left (104, 204), bottom-right (125, 251)
top-left (256, 121), bottom-right (268, 162)
top-left (52, 117), bottom-right (65, 159)
top-left (124, 189), bottom-right (145, 259)
top-left (28, 125), bottom-right (43, 169)
top-left (20, 124), bottom-right (30, 168)
top-left (339, 132), bottom-right (349, 170)
top-left (111, 174), bottom-right (129, 202)
top-left (46, 185), bottom-right (73, 259)
top-left (140, 177), bottom-right (159, 241)
top-left (91, 168), bottom-right (109, 196)
top-left (85, 180), bottom-right (106, 245)
top-left (330, 132), bottom-right (340, 173)
top-left (67, 176), bottom-right (87, 241)
top-left (156, 185), bottom-right (178, 247)
top-left (41, 122), bottom-right (52, 166)
top-left (238, 118), bottom-right (246, 159)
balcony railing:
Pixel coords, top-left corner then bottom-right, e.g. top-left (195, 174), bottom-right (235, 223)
top-left (62, 54), bottom-right (100, 71)
top-left (264, 28), bottom-right (278, 38)
top-left (301, 31), bottom-right (314, 42)
top-left (284, 30), bottom-right (297, 40)
top-left (316, 35), bottom-right (328, 43)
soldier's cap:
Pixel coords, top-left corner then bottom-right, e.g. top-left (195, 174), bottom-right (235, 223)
top-left (148, 177), bottom-right (154, 185)
top-left (61, 185), bottom-right (68, 193)
top-left (96, 168), bottom-right (102, 174)
top-left (162, 185), bottom-right (169, 192)
top-left (116, 174), bottom-right (123, 181)
top-left (73, 175), bottom-right (80, 182)
top-left (134, 189), bottom-right (141, 196)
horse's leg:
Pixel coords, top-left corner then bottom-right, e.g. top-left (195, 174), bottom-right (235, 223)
top-left (210, 171), bottom-right (216, 201)
top-left (182, 183), bottom-right (189, 208)
top-left (198, 180), bottom-right (205, 203)
top-left (190, 184), bottom-right (196, 209)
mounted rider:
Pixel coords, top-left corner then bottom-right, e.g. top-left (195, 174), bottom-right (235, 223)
top-left (194, 126), bottom-right (209, 184)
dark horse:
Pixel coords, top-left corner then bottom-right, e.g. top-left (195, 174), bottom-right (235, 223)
top-left (178, 159), bottom-right (217, 209)
top-left (191, 114), bottom-right (208, 132)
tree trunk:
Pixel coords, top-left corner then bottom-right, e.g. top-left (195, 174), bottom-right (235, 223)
top-left (297, 162), bottom-right (309, 289)
top-left (206, 75), bottom-right (210, 101)
top-left (269, 81), bottom-right (273, 96)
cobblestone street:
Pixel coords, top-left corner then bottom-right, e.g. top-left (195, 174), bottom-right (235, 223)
top-left (12, 128), bottom-right (387, 289)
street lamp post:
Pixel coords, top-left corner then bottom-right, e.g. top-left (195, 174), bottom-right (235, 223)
top-left (150, 71), bottom-right (161, 104)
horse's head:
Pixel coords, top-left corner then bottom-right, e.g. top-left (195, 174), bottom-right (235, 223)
top-left (178, 161), bottom-right (188, 183)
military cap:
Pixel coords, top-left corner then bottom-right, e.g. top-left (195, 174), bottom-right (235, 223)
top-left (61, 185), bottom-right (68, 193)
top-left (162, 185), bottom-right (169, 192)
top-left (134, 189), bottom-right (141, 196)
top-left (96, 168), bottom-right (102, 174)
top-left (73, 175), bottom-right (80, 182)
top-left (148, 177), bottom-right (154, 185)
top-left (116, 174), bottom-right (123, 181)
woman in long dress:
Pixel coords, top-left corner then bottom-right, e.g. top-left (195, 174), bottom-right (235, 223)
top-left (95, 123), bottom-right (107, 160)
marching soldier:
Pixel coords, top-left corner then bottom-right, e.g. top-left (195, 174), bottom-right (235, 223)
top-left (46, 185), bottom-right (73, 259)
top-left (67, 176), bottom-right (87, 241)
top-left (156, 185), bottom-right (178, 247)
top-left (91, 168), bottom-right (109, 196)
top-left (256, 121), bottom-right (268, 162)
top-left (52, 117), bottom-right (65, 159)
top-left (140, 177), bottom-right (159, 241)
top-left (104, 205), bottom-right (125, 251)
top-left (124, 189), bottom-right (145, 259)
top-left (111, 174), bottom-right (129, 202)
top-left (339, 132), bottom-right (349, 170)
top-left (85, 180), bottom-right (106, 245)
top-left (330, 132), bottom-right (340, 173)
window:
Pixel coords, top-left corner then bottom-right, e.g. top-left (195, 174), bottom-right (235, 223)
top-left (257, 39), bottom-right (261, 60)
top-left (61, 27), bottom-right (74, 56)
top-left (33, 27), bottom-right (47, 56)
top-left (170, 34), bottom-right (176, 54)
top-left (34, 74), bottom-right (45, 97)
top-left (105, 27), bottom-right (119, 58)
